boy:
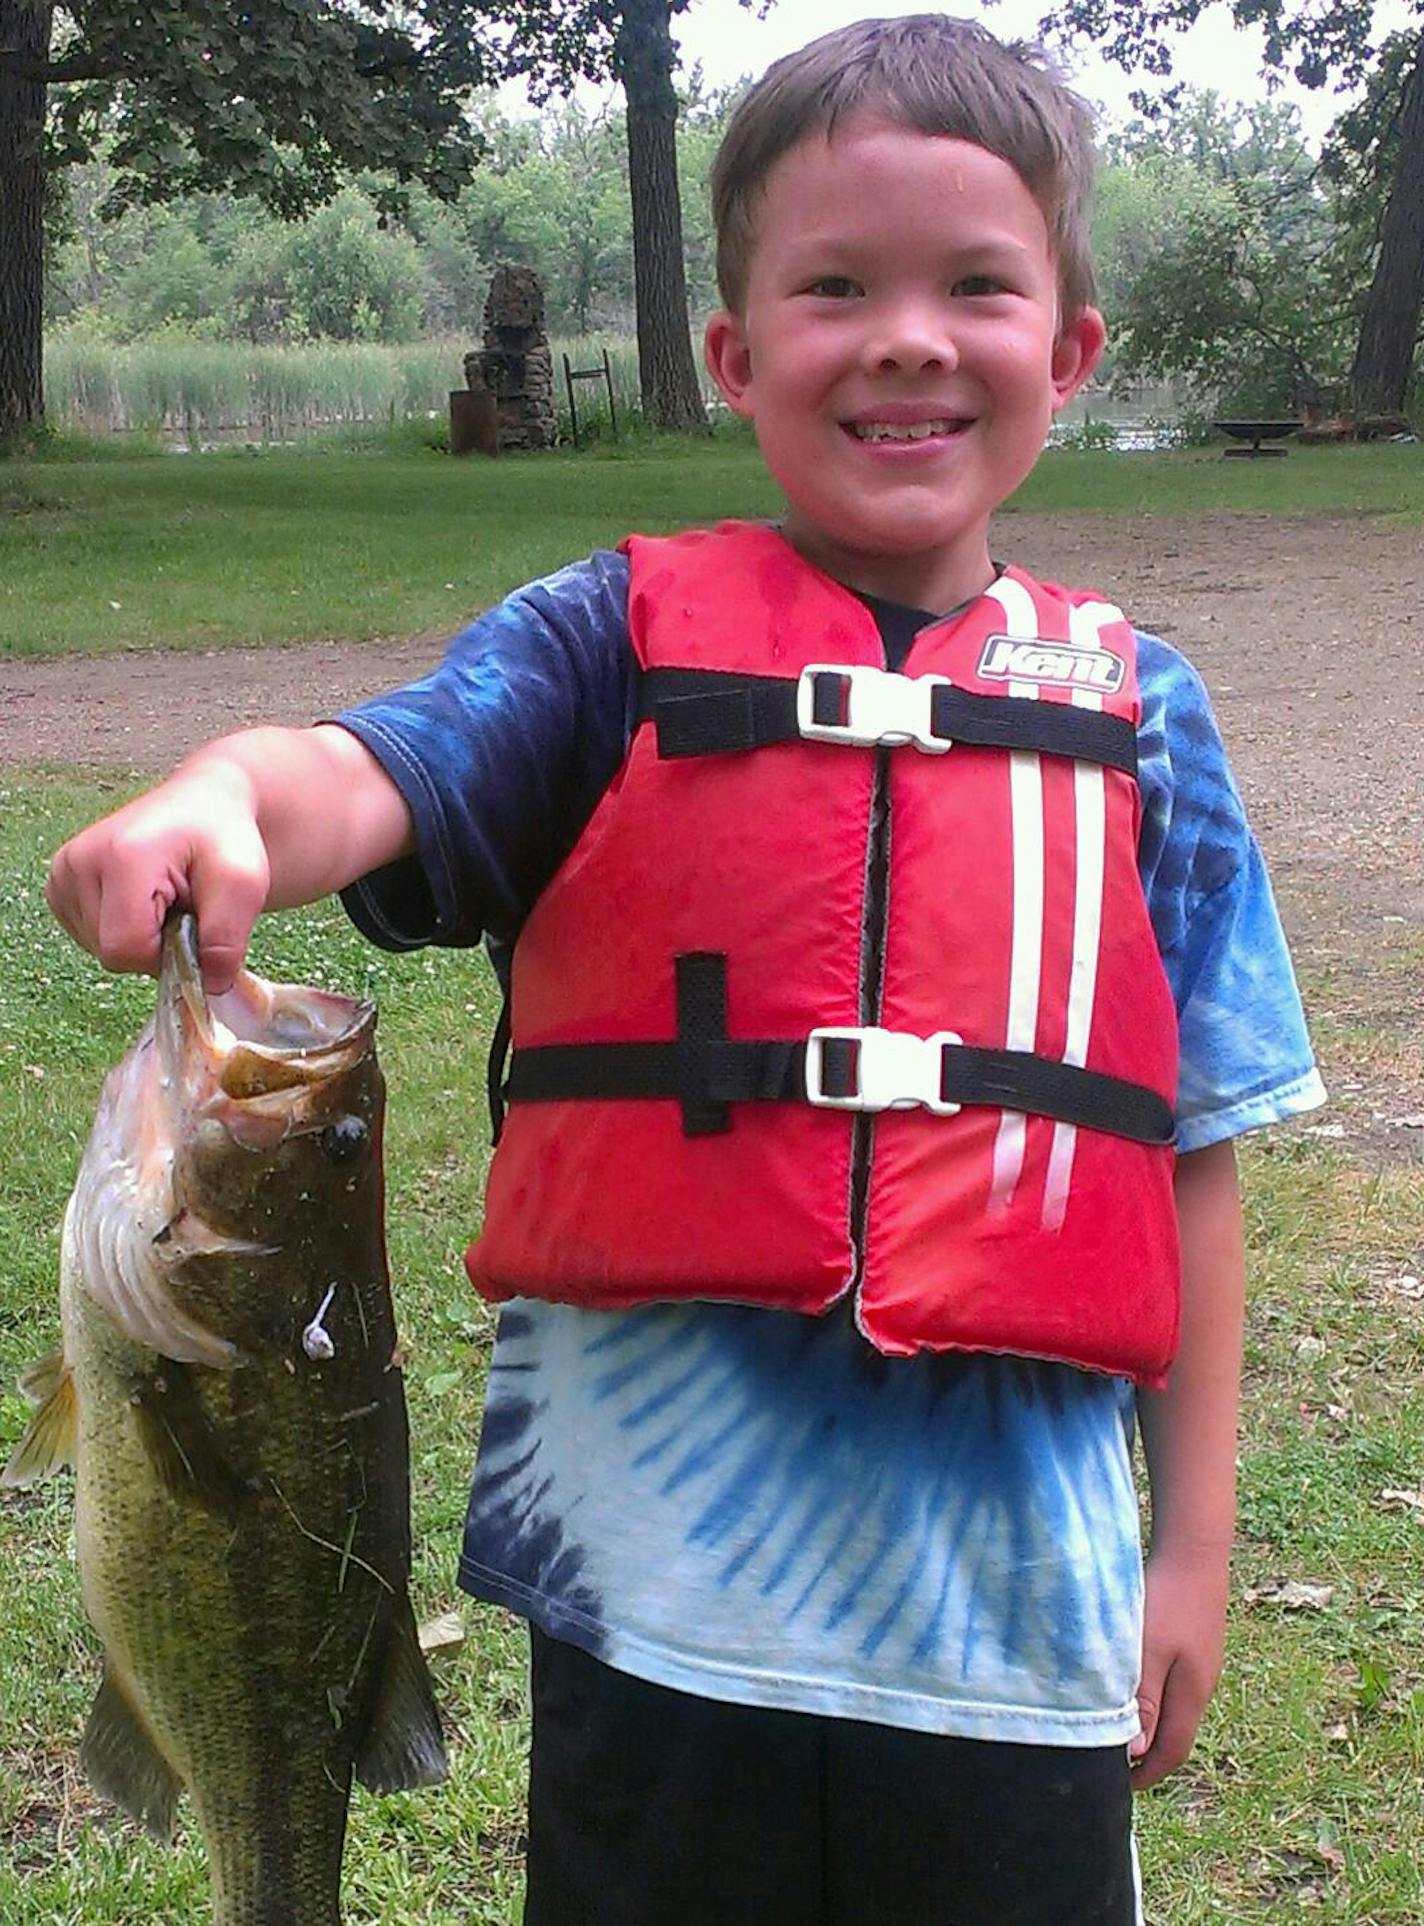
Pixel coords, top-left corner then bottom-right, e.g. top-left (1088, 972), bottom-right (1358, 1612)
top-left (46, 16), bottom-right (1323, 1923)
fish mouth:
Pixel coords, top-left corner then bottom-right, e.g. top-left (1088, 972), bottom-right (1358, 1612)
top-left (159, 913), bottom-right (375, 1115)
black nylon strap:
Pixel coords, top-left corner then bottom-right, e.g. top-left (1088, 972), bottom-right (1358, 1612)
top-left (487, 995), bottom-right (513, 1145)
top-left (675, 951), bottom-right (734, 1136)
top-left (506, 1035), bottom-right (1174, 1146)
top-left (934, 1046), bottom-right (1175, 1145)
top-left (640, 668), bottom-right (1137, 775)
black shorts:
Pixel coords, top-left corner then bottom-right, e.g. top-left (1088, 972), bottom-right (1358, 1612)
top-left (524, 1627), bottom-right (1140, 1926)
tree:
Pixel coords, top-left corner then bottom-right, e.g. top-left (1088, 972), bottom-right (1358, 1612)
top-left (1040, 1), bottom-right (1424, 419)
top-left (494, 0), bottom-right (763, 432)
top-left (1093, 89), bottom-right (1345, 410)
top-left (0, 0), bottom-right (490, 443)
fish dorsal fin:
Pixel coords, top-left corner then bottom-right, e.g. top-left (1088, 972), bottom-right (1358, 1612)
top-left (353, 1595), bottom-right (448, 1794)
top-left (81, 1663), bottom-right (182, 1841)
top-left (1, 1354), bottom-right (77, 1486)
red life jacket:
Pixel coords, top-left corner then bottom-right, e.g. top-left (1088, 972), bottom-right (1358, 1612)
top-left (466, 522), bottom-right (1181, 1385)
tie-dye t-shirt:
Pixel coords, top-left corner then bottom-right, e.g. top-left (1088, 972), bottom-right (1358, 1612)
top-left (338, 548), bottom-right (1323, 1746)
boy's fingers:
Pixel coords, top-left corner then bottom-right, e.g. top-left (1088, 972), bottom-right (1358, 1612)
top-left (46, 845), bottom-right (163, 975)
top-left (186, 845), bottom-right (270, 994)
top-left (1131, 1660), bottom-right (1204, 1789)
top-left (1130, 1672), bottom-right (1160, 1764)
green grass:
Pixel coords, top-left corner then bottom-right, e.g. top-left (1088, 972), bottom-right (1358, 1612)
top-left (2, 437), bottom-right (1420, 660)
top-left (1017, 437), bottom-right (1424, 517)
top-left (0, 432), bottom-right (776, 659)
top-left (2, 771), bottom-right (1424, 1921)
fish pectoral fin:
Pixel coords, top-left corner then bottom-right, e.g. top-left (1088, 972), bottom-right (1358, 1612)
top-left (353, 1595), bottom-right (449, 1794)
top-left (157, 1207), bottom-right (276, 1266)
top-left (18, 1347), bottom-right (68, 1407)
top-left (1, 1358), bottom-right (77, 1486)
top-left (131, 1368), bottom-right (246, 1518)
top-left (81, 1663), bottom-right (182, 1841)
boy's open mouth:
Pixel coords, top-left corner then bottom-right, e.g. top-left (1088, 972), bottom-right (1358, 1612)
top-left (844, 417), bottom-right (971, 443)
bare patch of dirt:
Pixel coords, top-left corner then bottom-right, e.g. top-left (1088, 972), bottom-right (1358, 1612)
top-left (2, 509), bottom-right (1419, 1166)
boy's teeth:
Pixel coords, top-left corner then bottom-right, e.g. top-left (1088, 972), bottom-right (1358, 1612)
top-left (852, 419), bottom-right (954, 442)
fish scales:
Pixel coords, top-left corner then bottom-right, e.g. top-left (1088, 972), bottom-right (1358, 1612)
top-left (5, 915), bottom-right (446, 1925)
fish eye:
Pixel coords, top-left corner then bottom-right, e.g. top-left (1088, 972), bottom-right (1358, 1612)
top-left (320, 1117), bottom-right (368, 1163)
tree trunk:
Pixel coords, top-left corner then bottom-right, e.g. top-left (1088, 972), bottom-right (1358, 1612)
top-left (1349, 28), bottom-right (1424, 421)
top-left (0, 1), bottom-right (51, 444)
top-left (613, 0), bottom-right (707, 432)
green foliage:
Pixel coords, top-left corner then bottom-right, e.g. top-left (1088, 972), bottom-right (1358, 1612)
top-left (45, 85), bottom-right (740, 345)
top-left (1053, 415), bottom-right (1122, 451)
top-left (1093, 89), bottom-right (1350, 410)
top-left (42, 0), bottom-right (492, 215)
top-left (1043, 0), bottom-right (1395, 94)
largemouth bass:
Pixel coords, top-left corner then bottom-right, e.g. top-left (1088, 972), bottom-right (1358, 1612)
top-left (3, 914), bottom-right (446, 1924)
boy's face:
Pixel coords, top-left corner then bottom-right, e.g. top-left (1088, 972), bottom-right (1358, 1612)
top-left (705, 117), bottom-right (1105, 612)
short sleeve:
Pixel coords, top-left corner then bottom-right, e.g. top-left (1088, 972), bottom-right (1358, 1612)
top-left (334, 550), bottom-right (635, 950)
top-left (1135, 631), bottom-right (1325, 1152)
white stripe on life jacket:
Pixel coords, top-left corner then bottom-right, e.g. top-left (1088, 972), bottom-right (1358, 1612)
top-left (1041, 598), bottom-right (1120, 1232)
top-left (984, 572), bottom-right (1045, 1217)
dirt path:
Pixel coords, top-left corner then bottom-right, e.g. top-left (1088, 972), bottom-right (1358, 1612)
top-left (4, 509), bottom-right (1420, 1159)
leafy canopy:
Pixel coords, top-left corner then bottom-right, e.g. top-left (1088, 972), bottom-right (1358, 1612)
top-left (1033, 0), bottom-right (1410, 93)
top-left (44, 1), bottom-right (494, 214)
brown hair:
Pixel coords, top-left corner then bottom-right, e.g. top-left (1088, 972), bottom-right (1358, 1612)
top-left (710, 14), bottom-right (1098, 319)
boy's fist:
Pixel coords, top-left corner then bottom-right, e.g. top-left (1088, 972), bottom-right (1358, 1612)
top-left (46, 769), bottom-right (270, 994)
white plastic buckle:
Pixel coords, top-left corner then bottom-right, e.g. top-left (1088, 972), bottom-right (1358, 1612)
top-left (805, 1027), bottom-right (963, 1115)
top-left (797, 664), bottom-right (952, 754)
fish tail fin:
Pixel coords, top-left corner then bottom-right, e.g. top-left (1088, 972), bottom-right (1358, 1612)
top-left (2, 1352), bottom-right (77, 1486)
top-left (353, 1594), bottom-right (449, 1793)
top-left (81, 1663), bottom-right (182, 1841)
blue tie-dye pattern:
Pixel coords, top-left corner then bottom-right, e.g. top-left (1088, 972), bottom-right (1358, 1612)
top-left (338, 549), bottom-right (1323, 1743)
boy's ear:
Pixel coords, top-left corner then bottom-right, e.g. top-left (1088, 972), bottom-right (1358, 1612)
top-left (1049, 307), bottom-right (1108, 411)
top-left (704, 310), bottom-right (756, 418)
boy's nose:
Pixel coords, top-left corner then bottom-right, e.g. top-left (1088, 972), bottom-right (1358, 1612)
top-left (863, 307), bottom-right (959, 375)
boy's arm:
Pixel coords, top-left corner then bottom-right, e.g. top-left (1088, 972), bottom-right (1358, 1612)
top-left (1131, 1136), bottom-right (1245, 1789)
top-left (47, 724), bottom-right (413, 992)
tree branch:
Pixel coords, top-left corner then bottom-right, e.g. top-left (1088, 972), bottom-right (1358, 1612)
top-left (0, 49), bottom-right (119, 83)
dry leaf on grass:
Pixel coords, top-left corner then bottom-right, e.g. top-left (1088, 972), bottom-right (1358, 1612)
top-left (1243, 1579), bottom-right (1335, 1611)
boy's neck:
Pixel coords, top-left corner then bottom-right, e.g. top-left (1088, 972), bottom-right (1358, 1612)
top-left (780, 511), bottom-right (998, 617)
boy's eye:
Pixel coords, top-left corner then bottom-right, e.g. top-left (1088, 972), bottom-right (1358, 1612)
top-left (954, 275), bottom-right (1006, 297)
top-left (805, 275), bottom-right (861, 298)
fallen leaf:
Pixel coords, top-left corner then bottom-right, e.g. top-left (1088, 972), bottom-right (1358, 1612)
top-left (418, 1609), bottom-right (466, 1658)
top-left (1379, 1488), bottom-right (1424, 1517)
top-left (1243, 1579), bottom-right (1335, 1612)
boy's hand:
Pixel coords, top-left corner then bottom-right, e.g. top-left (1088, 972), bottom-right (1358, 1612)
top-left (47, 762), bottom-right (271, 994)
top-left (1130, 1543), bottom-right (1230, 1789)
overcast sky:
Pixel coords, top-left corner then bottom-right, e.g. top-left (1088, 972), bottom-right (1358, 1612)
top-left (525, 0), bottom-right (1417, 150)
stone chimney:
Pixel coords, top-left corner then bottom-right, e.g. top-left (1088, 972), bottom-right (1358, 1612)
top-left (463, 265), bottom-right (558, 453)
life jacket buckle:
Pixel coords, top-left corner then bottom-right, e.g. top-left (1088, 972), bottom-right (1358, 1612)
top-left (805, 1027), bottom-right (964, 1115)
top-left (797, 665), bottom-right (953, 754)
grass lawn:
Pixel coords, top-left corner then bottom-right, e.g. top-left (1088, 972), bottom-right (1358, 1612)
top-left (2, 434), bottom-right (1422, 659)
top-left (2, 774), bottom-right (1424, 1922)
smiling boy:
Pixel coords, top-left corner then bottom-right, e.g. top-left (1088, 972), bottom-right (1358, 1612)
top-left (47, 16), bottom-right (1323, 1924)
